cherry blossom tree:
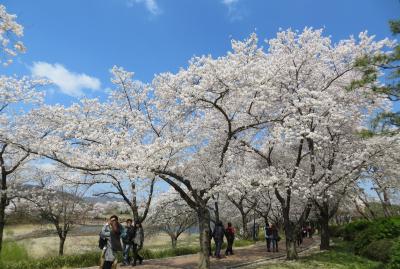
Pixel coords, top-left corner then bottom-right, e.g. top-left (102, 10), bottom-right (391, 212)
top-left (23, 165), bottom-right (92, 255)
top-left (218, 154), bottom-right (258, 239)
top-left (89, 200), bottom-right (131, 218)
top-left (0, 4), bottom-right (26, 66)
top-left (12, 28), bottom-right (394, 266)
top-left (357, 136), bottom-right (400, 218)
top-left (228, 29), bottom-right (392, 257)
top-left (19, 53), bottom-right (275, 268)
top-left (0, 4), bottom-right (46, 253)
top-left (146, 189), bottom-right (196, 248)
top-left (79, 171), bottom-right (156, 224)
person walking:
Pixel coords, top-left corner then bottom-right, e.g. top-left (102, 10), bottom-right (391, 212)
top-left (225, 222), bottom-right (235, 256)
top-left (132, 221), bottom-right (144, 266)
top-left (296, 230), bottom-right (303, 246)
top-left (264, 223), bottom-right (272, 252)
top-left (302, 226), bottom-right (307, 239)
top-left (307, 225), bottom-right (313, 238)
top-left (271, 224), bottom-right (279, 252)
top-left (121, 219), bottom-right (135, 266)
top-left (100, 215), bottom-right (126, 269)
top-left (212, 220), bottom-right (225, 259)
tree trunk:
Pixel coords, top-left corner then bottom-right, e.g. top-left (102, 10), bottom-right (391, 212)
top-left (382, 190), bottom-right (392, 218)
top-left (197, 207), bottom-right (211, 269)
top-left (59, 236), bottom-right (66, 256)
top-left (214, 199), bottom-right (220, 224)
top-left (286, 238), bottom-right (297, 259)
top-left (319, 215), bottom-right (330, 250)
top-left (0, 196), bottom-right (6, 253)
top-left (241, 213), bottom-right (249, 239)
top-left (283, 219), bottom-right (298, 260)
top-left (0, 171), bottom-right (7, 253)
top-left (171, 235), bottom-right (177, 249)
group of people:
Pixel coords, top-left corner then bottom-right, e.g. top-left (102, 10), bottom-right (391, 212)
top-left (99, 215), bottom-right (144, 269)
top-left (212, 221), bottom-right (281, 257)
top-left (264, 224), bottom-right (279, 252)
top-left (211, 221), bottom-right (236, 258)
top-left (296, 225), bottom-right (313, 246)
top-left (99, 216), bottom-right (284, 268)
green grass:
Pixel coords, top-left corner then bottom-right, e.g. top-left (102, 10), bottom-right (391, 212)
top-left (0, 251), bottom-right (100, 269)
top-left (233, 239), bottom-right (255, 247)
top-left (257, 241), bottom-right (383, 269)
top-left (0, 237), bottom-right (256, 269)
top-left (0, 226), bottom-right (255, 269)
top-left (0, 241), bottom-right (30, 262)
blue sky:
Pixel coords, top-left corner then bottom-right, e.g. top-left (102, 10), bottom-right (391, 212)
top-left (2, 0), bottom-right (400, 106)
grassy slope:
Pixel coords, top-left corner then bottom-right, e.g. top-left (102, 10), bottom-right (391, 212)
top-left (257, 241), bottom-right (382, 269)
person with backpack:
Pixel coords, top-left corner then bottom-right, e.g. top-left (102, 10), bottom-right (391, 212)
top-left (121, 219), bottom-right (135, 266)
top-left (132, 221), bottom-right (144, 266)
top-left (225, 222), bottom-right (235, 256)
top-left (264, 223), bottom-right (272, 252)
top-left (99, 215), bottom-right (126, 269)
top-left (271, 224), bottom-right (279, 252)
top-left (212, 220), bottom-right (225, 259)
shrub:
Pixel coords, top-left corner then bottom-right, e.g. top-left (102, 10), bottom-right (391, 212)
top-left (342, 219), bottom-right (371, 241)
top-left (354, 218), bottom-right (400, 254)
top-left (329, 225), bottom-right (344, 238)
top-left (388, 238), bottom-right (400, 269)
top-left (360, 238), bottom-right (395, 262)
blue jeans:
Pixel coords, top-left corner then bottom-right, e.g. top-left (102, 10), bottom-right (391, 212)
top-left (214, 241), bottom-right (223, 257)
top-left (123, 243), bottom-right (133, 264)
top-left (272, 239), bottom-right (278, 252)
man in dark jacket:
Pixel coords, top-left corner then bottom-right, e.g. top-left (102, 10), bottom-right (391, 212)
top-left (121, 219), bottom-right (135, 266)
top-left (212, 221), bottom-right (225, 258)
top-left (271, 224), bottom-right (279, 252)
top-left (264, 223), bottom-right (272, 252)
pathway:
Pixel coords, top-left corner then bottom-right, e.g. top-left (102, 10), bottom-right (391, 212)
top-left (79, 237), bottom-right (316, 269)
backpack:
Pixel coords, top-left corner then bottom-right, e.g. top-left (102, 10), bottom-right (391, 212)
top-left (98, 234), bottom-right (107, 249)
top-left (226, 227), bottom-right (235, 240)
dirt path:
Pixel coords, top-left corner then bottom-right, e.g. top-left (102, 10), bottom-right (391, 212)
top-left (237, 238), bottom-right (321, 269)
top-left (78, 237), bottom-right (316, 269)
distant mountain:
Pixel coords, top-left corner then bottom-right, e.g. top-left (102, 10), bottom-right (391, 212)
top-left (84, 196), bottom-right (124, 203)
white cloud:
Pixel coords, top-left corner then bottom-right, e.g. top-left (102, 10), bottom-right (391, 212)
top-left (31, 62), bottom-right (101, 97)
top-left (222, 0), bottom-right (239, 6)
top-left (221, 0), bottom-right (244, 22)
top-left (127, 0), bottom-right (161, 15)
